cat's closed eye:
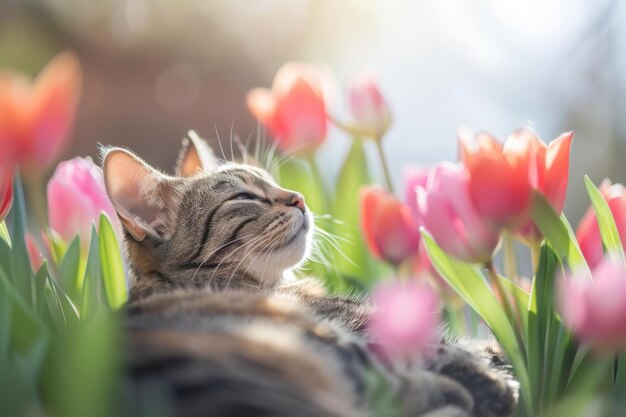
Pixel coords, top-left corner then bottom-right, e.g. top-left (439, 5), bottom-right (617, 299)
top-left (230, 192), bottom-right (260, 201)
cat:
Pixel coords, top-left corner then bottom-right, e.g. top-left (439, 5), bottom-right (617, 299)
top-left (102, 131), bottom-right (517, 417)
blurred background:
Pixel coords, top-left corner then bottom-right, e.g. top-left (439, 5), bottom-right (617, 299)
top-left (1, 0), bottom-right (625, 222)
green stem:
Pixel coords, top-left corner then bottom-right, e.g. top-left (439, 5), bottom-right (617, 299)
top-left (503, 234), bottom-right (518, 280)
top-left (25, 173), bottom-right (47, 230)
top-left (530, 243), bottom-right (541, 277)
top-left (486, 261), bottom-right (526, 356)
top-left (374, 140), bottom-right (394, 193)
top-left (305, 155), bottom-right (329, 212)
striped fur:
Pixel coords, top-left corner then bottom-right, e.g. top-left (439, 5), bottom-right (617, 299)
top-left (102, 132), bottom-right (517, 417)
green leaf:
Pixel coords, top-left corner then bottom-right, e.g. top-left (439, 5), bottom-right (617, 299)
top-left (421, 232), bottom-right (532, 414)
top-left (0, 263), bottom-right (46, 357)
top-left (57, 236), bottom-right (81, 302)
top-left (80, 226), bottom-right (105, 319)
top-left (51, 312), bottom-right (121, 417)
top-left (45, 275), bottom-right (79, 329)
top-left (33, 261), bottom-right (49, 316)
top-left (531, 192), bottom-right (586, 270)
top-left (0, 221), bottom-right (10, 246)
top-left (9, 175), bottom-right (33, 305)
top-left (584, 176), bottom-right (625, 264)
top-left (48, 230), bottom-right (68, 265)
top-left (98, 214), bottom-right (127, 309)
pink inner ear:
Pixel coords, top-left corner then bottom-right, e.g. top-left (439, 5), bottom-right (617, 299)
top-left (104, 150), bottom-right (163, 239)
top-left (179, 146), bottom-right (203, 177)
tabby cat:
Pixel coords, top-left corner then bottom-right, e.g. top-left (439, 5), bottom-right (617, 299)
top-left (102, 132), bottom-right (517, 417)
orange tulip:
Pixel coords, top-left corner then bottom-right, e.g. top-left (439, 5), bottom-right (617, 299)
top-left (459, 129), bottom-right (533, 229)
top-left (0, 50), bottom-right (82, 170)
top-left (0, 168), bottom-right (12, 222)
top-left (360, 186), bottom-right (420, 265)
top-left (459, 128), bottom-right (573, 239)
top-left (514, 129), bottom-right (573, 243)
top-left (247, 63), bottom-right (327, 156)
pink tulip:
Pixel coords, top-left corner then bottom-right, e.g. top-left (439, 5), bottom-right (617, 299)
top-left (404, 166), bottom-right (430, 222)
top-left (417, 163), bottom-right (501, 264)
top-left (246, 63), bottom-right (327, 156)
top-left (559, 257), bottom-right (626, 350)
top-left (369, 279), bottom-right (440, 357)
top-left (576, 180), bottom-right (626, 269)
top-left (360, 186), bottom-right (420, 265)
top-left (0, 51), bottom-right (82, 170)
top-left (347, 73), bottom-right (391, 139)
top-left (0, 168), bottom-right (12, 222)
top-left (47, 157), bottom-right (120, 247)
top-left (513, 129), bottom-right (573, 243)
top-left (458, 129), bottom-right (533, 229)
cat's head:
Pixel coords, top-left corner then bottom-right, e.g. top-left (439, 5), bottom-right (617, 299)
top-left (101, 132), bottom-right (313, 295)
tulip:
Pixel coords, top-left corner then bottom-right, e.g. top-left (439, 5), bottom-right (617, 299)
top-left (416, 163), bottom-right (501, 264)
top-left (47, 157), bottom-right (120, 247)
top-left (246, 63), bottom-right (327, 156)
top-left (576, 180), bottom-right (626, 268)
top-left (0, 168), bottom-right (12, 222)
top-left (403, 166), bottom-right (430, 222)
top-left (458, 128), bottom-right (533, 229)
top-left (0, 51), bottom-right (82, 170)
top-left (346, 74), bottom-right (391, 139)
top-left (25, 233), bottom-right (44, 271)
top-left (513, 129), bottom-right (573, 243)
top-left (558, 257), bottom-right (626, 350)
top-left (360, 186), bottom-right (420, 265)
top-left (369, 279), bottom-right (440, 357)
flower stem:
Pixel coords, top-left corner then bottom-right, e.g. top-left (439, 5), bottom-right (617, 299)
top-left (374, 140), bottom-right (394, 193)
top-left (25, 173), bottom-right (47, 230)
top-left (305, 154), bottom-right (329, 212)
top-left (503, 234), bottom-right (518, 280)
top-left (486, 261), bottom-right (526, 354)
top-left (530, 243), bottom-right (541, 277)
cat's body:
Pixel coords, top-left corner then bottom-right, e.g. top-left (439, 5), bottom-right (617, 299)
top-left (103, 132), bottom-right (517, 417)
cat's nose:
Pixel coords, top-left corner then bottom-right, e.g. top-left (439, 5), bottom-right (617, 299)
top-left (285, 192), bottom-right (306, 213)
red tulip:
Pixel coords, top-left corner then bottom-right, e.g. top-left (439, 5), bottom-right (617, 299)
top-left (417, 163), bottom-right (501, 264)
top-left (369, 279), bottom-right (440, 357)
top-left (0, 51), bottom-right (82, 171)
top-left (513, 129), bottom-right (573, 243)
top-left (246, 63), bottom-right (327, 156)
top-left (346, 73), bottom-right (391, 139)
top-left (576, 180), bottom-right (626, 268)
top-left (0, 168), bottom-right (13, 222)
top-left (360, 186), bottom-right (420, 265)
top-left (458, 128), bottom-right (533, 229)
top-left (559, 257), bottom-right (626, 350)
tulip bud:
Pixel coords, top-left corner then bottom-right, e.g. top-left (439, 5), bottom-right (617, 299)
top-left (246, 63), bottom-right (327, 156)
top-left (360, 186), bottom-right (420, 265)
top-left (347, 74), bottom-right (391, 140)
top-left (417, 163), bottom-right (501, 264)
top-left (0, 50), bottom-right (82, 171)
top-left (458, 129), bottom-right (533, 229)
top-left (369, 279), bottom-right (440, 357)
top-left (559, 257), bottom-right (626, 350)
top-left (576, 180), bottom-right (626, 268)
top-left (47, 157), bottom-right (120, 248)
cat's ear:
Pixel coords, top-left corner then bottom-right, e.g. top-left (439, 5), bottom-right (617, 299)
top-left (175, 130), bottom-right (220, 177)
top-left (103, 148), bottom-right (181, 241)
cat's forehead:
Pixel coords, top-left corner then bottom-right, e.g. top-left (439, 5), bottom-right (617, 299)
top-left (210, 164), bottom-right (276, 189)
